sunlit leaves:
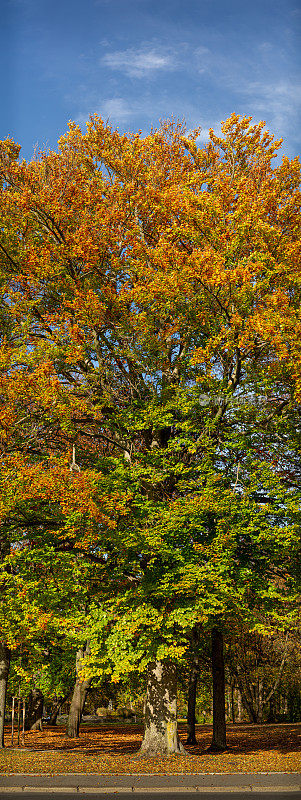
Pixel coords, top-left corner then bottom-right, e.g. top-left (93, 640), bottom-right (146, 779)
top-left (0, 113), bottom-right (300, 692)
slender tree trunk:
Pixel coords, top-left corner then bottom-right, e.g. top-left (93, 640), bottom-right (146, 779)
top-left (25, 688), bottom-right (44, 731)
top-left (226, 687), bottom-right (231, 721)
top-left (21, 698), bottom-right (25, 746)
top-left (236, 677), bottom-right (257, 722)
top-left (267, 695), bottom-right (276, 723)
top-left (11, 696), bottom-right (15, 746)
top-left (139, 661), bottom-right (186, 756)
top-left (17, 687), bottom-right (21, 744)
top-left (257, 679), bottom-right (264, 724)
top-left (0, 643), bottom-right (10, 748)
top-left (237, 689), bottom-right (243, 722)
top-left (283, 693), bottom-right (288, 717)
top-left (209, 627), bottom-right (227, 752)
top-left (67, 643), bottom-right (92, 738)
top-left (231, 685), bottom-right (235, 723)
top-left (186, 652), bottom-right (200, 745)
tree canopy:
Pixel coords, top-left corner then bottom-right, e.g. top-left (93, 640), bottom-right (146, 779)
top-left (0, 113), bottom-right (300, 751)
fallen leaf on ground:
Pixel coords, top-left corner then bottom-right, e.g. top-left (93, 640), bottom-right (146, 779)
top-left (1, 723), bottom-right (300, 774)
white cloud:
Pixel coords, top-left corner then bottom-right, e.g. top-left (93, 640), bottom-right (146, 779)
top-left (194, 45), bottom-right (211, 74)
top-left (193, 38), bottom-right (300, 140)
top-left (102, 46), bottom-right (176, 77)
top-left (195, 128), bottom-right (211, 143)
top-left (101, 97), bottom-right (134, 121)
top-left (76, 96), bottom-right (144, 126)
top-left (246, 80), bottom-right (301, 139)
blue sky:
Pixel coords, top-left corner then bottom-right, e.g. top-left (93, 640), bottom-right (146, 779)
top-left (1, 0), bottom-right (300, 160)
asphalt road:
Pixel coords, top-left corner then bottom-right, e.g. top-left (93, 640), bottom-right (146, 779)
top-left (1, 793), bottom-right (300, 800)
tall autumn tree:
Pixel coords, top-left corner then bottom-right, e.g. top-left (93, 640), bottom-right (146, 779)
top-left (0, 115), bottom-right (300, 752)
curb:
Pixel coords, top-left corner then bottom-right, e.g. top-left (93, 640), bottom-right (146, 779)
top-left (0, 789), bottom-right (300, 795)
top-left (0, 773), bottom-right (300, 793)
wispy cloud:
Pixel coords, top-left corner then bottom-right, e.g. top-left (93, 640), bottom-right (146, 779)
top-left (102, 45), bottom-right (176, 77)
top-left (101, 97), bottom-right (134, 121)
top-left (72, 30), bottom-right (299, 153)
top-left (194, 45), bottom-right (211, 75)
top-left (192, 37), bottom-right (300, 141)
top-left (76, 96), bottom-right (145, 125)
top-left (243, 79), bottom-right (301, 136)
top-left (195, 128), bottom-right (211, 143)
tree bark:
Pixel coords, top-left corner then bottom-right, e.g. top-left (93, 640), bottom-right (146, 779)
top-left (0, 643), bottom-right (10, 748)
top-left (257, 679), bottom-right (263, 724)
top-left (209, 627), bottom-right (227, 752)
top-left (231, 685), bottom-right (235, 723)
top-left (267, 695), bottom-right (276, 723)
top-left (66, 643), bottom-right (92, 738)
top-left (25, 688), bottom-right (44, 731)
top-left (235, 673), bottom-right (257, 722)
top-left (186, 651), bottom-right (200, 744)
top-left (139, 661), bottom-right (186, 756)
top-left (48, 695), bottom-right (69, 726)
top-left (237, 689), bottom-right (243, 722)
top-left (226, 687), bottom-right (231, 721)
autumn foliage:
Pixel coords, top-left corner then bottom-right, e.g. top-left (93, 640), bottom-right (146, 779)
top-left (0, 114), bottom-right (300, 751)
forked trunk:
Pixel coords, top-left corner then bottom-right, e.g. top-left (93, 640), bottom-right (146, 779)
top-left (186, 652), bottom-right (199, 745)
top-left (139, 661), bottom-right (186, 756)
top-left (0, 643), bottom-right (10, 748)
top-left (48, 695), bottom-right (69, 726)
top-left (66, 642), bottom-right (92, 738)
top-left (26, 688), bottom-right (44, 731)
top-left (209, 627), bottom-right (227, 752)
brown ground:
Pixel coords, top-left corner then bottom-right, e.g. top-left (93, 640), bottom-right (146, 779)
top-left (1, 722), bottom-right (300, 774)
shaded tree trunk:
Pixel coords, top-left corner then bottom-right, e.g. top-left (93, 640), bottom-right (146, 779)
top-left (237, 689), bottom-right (243, 722)
top-left (66, 642), bottom-right (92, 738)
top-left (0, 643), bottom-right (10, 748)
top-left (186, 650), bottom-right (200, 745)
top-left (257, 679), bottom-right (264, 724)
top-left (48, 695), bottom-right (69, 726)
top-left (209, 627), bottom-right (227, 752)
top-left (231, 685), bottom-right (235, 723)
top-left (139, 661), bottom-right (186, 756)
top-left (238, 683), bottom-right (257, 722)
top-left (26, 688), bottom-right (44, 731)
top-left (226, 687), bottom-right (231, 721)
top-left (267, 695), bottom-right (276, 723)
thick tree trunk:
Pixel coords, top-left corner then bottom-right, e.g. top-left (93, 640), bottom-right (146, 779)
top-left (66, 643), bottom-right (92, 738)
top-left (209, 627), bottom-right (227, 752)
top-left (26, 688), bottom-right (44, 731)
top-left (0, 643), bottom-right (10, 748)
top-left (66, 679), bottom-right (91, 738)
top-left (139, 661), bottom-right (186, 756)
top-left (186, 652), bottom-right (199, 745)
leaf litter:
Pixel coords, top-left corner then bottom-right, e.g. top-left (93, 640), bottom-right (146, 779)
top-left (1, 723), bottom-right (300, 774)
